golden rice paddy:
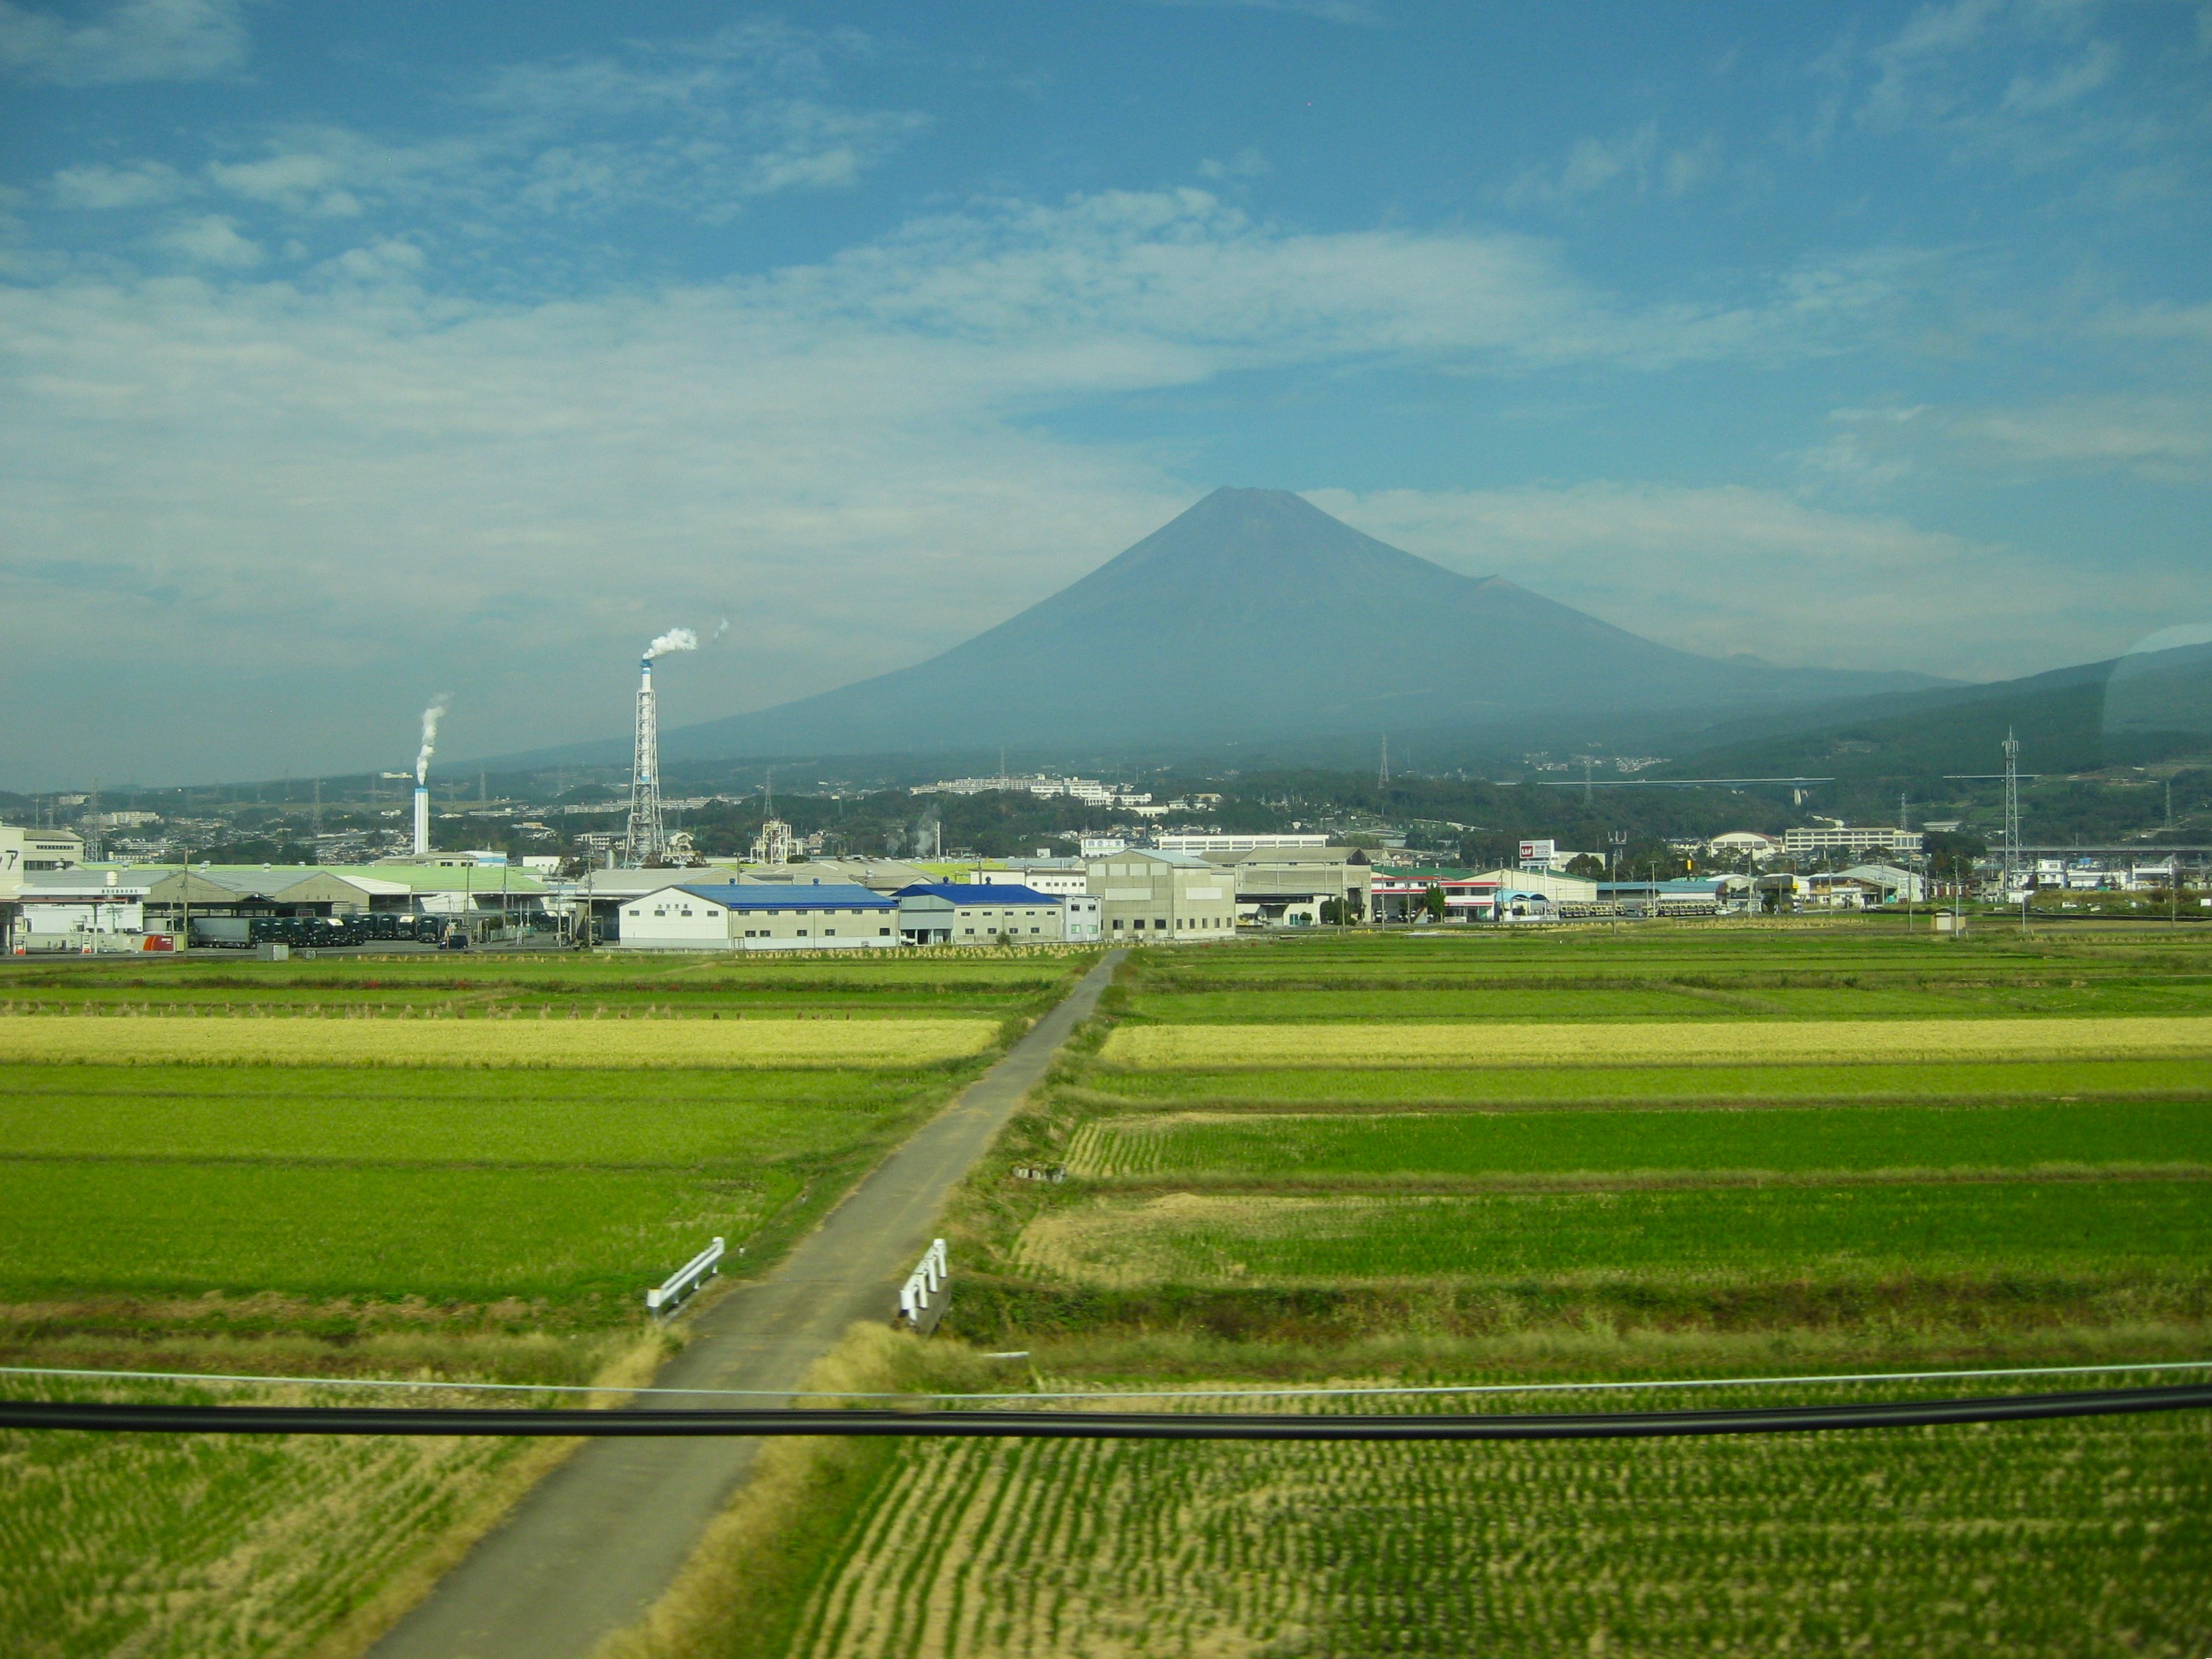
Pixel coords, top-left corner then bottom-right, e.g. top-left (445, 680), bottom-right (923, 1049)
top-left (1100, 1015), bottom-right (2212, 1069)
top-left (0, 1013), bottom-right (997, 1069)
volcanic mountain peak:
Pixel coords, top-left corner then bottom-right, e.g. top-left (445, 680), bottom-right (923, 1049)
top-left (533, 487), bottom-right (1951, 765)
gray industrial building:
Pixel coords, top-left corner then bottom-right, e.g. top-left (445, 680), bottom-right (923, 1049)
top-left (611, 881), bottom-right (899, 950)
top-left (892, 883), bottom-right (1067, 944)
top-left (1086, 849), bottom-right (1236, 940)
top-left (1198, 845), bottom-right (1371, 926)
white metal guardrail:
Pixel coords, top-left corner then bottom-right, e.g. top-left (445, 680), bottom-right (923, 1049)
top-left (898, 1238), bottom-right (948, 1333)
top-left (646, 1237), bottom-right (725, 1318)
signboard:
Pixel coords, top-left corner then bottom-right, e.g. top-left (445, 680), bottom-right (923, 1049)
top-left (1518, 839), bottom-right (1556, 864)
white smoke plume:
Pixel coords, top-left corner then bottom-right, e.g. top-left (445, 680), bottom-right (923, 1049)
top-left (644, 627), bottom-right (698, 660)
top-left (415, 694), bottom-right (452, 784)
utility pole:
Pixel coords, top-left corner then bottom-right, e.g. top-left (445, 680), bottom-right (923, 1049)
top-left (1608, 829), bottom-right (1628, 917)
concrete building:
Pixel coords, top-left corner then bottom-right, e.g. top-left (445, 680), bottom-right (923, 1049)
top-left (1203, 845), bottom-right (1372, 926)
top-left (1370, 866), bottom-right (1500, 922)
top-left (8, 867), bottom-right (155, 952)
top-left (1464, 867), bottom-right (1600, 906)
top-left (1156, 833), bottom-right (1330, 854)
top-left (1781, 826), bottom-right (1923, 859)
top-left (1, 824), bottom-right (85, 876)
top-left (964, 858), bottom-right (1090, 896)
top-left (1840, 863), bottom-right (1927, 903)
top-left (893, 883), bottom-right (1066, 944)
top-left (1086, 849), bottom-right (1236, 942)
top-left (612, 881), bottom-right (898, 950)
top-left (1708, 831), bottom-right (1783, 861)
top-left (1596, 877), bottom-right (1739, 915)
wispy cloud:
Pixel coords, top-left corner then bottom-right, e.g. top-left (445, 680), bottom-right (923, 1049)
top-left (151, 213), bottom-right (262, 267)
top-left (1951, 395), bottom-right (2212, 483)
top-left (0, 182), bottom-right (1947, 781)
top-left (0, 0), bottom-right (246, 85)
top-left (50, 160), bottom-right (186, 209)
top-left (1130, 0), bottom-right (1386, 25)
top-left (1306, 481), bottom-right (2138, 679)
top-left (1798, 394), bottom-right (2212, 488)
top-left (36, 20), bottom-right (932, 282)
top-left (1502, 123), bottom-right (1724, 207)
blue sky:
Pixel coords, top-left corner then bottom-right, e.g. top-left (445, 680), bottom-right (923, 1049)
top-left (2, 0), bottom-right (2207, 789)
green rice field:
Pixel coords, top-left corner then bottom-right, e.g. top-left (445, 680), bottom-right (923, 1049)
top-left (0, 946), bottom-right (1095, 1659)
top-left (1014, 1180), bottom-right (2212, 1288)
top-left (1066, 1099), bottom-right (2212, 1182)
top-left (1079, 1054), bottom-right (2212, 1106)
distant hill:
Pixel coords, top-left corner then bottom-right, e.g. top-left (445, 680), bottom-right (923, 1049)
top-left (1664, 641), bottom-right (2212, 787)
top-left (621, 488), bottom-right (1942, 763)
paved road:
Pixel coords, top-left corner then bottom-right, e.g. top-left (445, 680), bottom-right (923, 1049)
top-left (370, 950), bottom-right (1123, 1659)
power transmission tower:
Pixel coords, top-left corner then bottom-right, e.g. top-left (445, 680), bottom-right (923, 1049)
top-left (1378, 735), bottom-right (1389, 788)
top-left (2001, 728), bottom-right (2021, 903)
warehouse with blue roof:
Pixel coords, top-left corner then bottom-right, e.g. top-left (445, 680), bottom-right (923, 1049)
top-left (892, 882), bottom-right (1069, 945)
top-left (610, 880), bottom-right (898, 951)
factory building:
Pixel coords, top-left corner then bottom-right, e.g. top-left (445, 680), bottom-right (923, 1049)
top-left (1085, 850), bottom-right (1236, 940)
top-left (892, 883), bottom-right (1067, 944)
top-left (1780, 826), bottom-right (1924, 859)
top-left (1199, 845), bottom-right (1371, 926)
top-left (612, 881), bottom-right (898, 950)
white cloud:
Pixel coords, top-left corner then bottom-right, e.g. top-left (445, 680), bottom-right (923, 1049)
top-left (207, 151), bottom-right (366, 218)
top-left (1306, 481), bottom-right (2128, 680)
top-left (0, 0), bottom-right (244, 85)
top-left (1504, 124), bottom-right (1723, 207)
top-left (50, 160), bottom-right (186, 209)
top-left (179, 33), bottom-right (930, 240)
top-left (0, 185), bottom-right (1941, 783)
top-left (1951, 395), bottom-right (2212, 483)
top-left (1131, 0), bottom-right (1385, 23)
top-left (1196, 146), bottom-right (1271, 181)
top-left (152, 213), bottom-right (262, 267)
top-left (1798, 394), bottom-right (2212, 487)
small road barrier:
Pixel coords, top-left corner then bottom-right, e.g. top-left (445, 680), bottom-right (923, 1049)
top-left (897, 1239), bottom-right (948, 1334)
top-left (646, 1237), bottom-right (725, 1319)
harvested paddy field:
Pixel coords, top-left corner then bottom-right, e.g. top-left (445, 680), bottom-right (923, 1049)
top-left (0, 947), bottom-right (1094, 1659)
top-left (0, 1011), bottom-right (996, 1067)
top-left (791, 1381), bottom-right (2211, 1659)
top-left (724, 924), bottom-right (2212, 1659)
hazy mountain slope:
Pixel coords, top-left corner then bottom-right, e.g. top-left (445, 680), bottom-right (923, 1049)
top-left (1666, 641), bottom-right (2212, 784)
top-left (656, 488), bottom-right (1940, 761)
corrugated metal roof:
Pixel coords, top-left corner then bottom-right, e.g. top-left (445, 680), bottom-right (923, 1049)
top-left (674, 882), bottom-right (893, 910)
top-left (893, 883), bottom-right (1063, 905)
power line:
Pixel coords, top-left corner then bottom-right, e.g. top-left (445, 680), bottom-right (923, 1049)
top-left (1537, 777), bottom-right (1833, 789)
top-left (6, 1385), bottom-right (2206, 1441)
top-left (8, 1356), bottom-right (2202, 1404)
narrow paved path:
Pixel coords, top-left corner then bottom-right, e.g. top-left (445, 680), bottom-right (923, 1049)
top-left (371, 950), bottom-right (1123, 1659)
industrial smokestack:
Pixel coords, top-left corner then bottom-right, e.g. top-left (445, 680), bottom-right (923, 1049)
top-left (413, 694), bottom-right (450, 859)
